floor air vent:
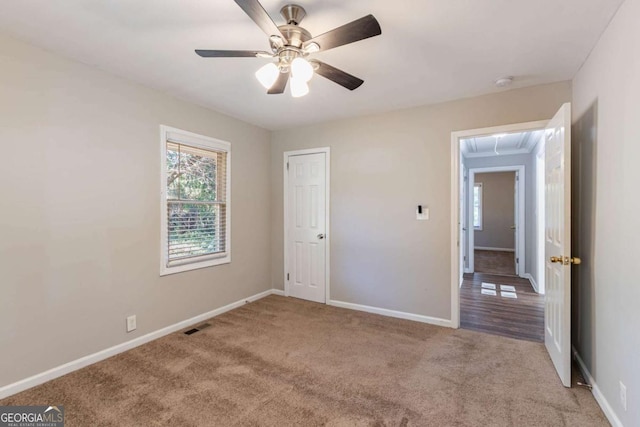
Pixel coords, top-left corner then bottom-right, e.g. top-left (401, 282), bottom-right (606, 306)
top-left (183, 322), bottom-right (212, 336)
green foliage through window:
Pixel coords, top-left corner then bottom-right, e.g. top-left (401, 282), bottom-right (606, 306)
top-left (166, 142), bottom-right (227, 263)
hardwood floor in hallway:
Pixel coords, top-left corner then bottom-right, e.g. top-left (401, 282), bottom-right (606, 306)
top-left (460, 272), bottom-right (544, 342)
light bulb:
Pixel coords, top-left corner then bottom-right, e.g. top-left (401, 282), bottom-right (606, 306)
top-left (291, 57), bottom-right (314, 82)
top-left (303, 42), bottom-right (320, 54)
top-left (255, 63), bottom-right (280, 89)
top-left (290, 76), bottom-right (309, 98)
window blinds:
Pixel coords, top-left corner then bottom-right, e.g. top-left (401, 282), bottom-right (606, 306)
top-left (165, 141), bottom-right (227, 266)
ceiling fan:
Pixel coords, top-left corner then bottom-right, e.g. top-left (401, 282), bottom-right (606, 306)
top-left (196, 0), bottom-right (382, 97)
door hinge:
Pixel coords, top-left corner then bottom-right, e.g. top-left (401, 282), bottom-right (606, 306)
top-left (464, 256), bottom-right (466, 261)
top-left (286, 162), bottom-right (289, 170)
top-left (287, 273), bottom-right (290, 281)
top-left (516, 257), bottom-right (519, 263)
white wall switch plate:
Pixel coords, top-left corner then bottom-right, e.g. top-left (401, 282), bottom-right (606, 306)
top-left (416, 207), bottom-right (429, 220)
top-left (126, 315), bottom-right (137, 333)
top-left (620, 381), bottom-right (627, 411)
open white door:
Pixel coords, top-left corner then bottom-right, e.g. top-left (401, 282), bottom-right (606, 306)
top-left (544, 102), bottom-right (575, 387)
top-left (514, 171), bottom-right (519, 275)
top-left (460, 166), bottom-right (467, 279)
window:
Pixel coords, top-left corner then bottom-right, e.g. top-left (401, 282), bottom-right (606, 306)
top-left (160, 126), bottom-right (230, 275)
top-left (473, 182), bottom-right (483, 230)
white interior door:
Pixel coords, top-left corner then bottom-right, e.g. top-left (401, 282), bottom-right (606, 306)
top-left (514, 171), bottom-right (519, 274)
top-left (287, 152), bottom-right (327, 303)
top-left (544, 102), bottom-right (573, 387)
top-left (460, 166), bottom-right (467, 278)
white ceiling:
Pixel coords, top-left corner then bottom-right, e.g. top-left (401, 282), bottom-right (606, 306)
top-left (0, 0), bottom-right (624, 130)
top-left (461, 130), bottom-right (544, 158)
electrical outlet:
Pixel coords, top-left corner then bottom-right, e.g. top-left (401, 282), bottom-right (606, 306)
top-left (620, 381), bottom-right (627, 411)
top-left (126, 315), bottom-right (137, 333)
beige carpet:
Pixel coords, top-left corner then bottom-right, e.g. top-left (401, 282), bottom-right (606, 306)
top-left (1, 296), bottom-right (607, 426)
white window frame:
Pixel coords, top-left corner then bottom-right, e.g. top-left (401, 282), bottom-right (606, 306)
top-left (473, 182), bottom-right (483, 230)
top-left (159, 125), bottom-right (231, 276)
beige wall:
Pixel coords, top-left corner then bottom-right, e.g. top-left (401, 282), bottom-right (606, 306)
top-left (474, 172), bottom-right (515, 249)
top-left (572, 0), bottom-right (640, 425)
top-left (0, 34), bottom-right (271, 387)
top-left (271, 81), bottom-right (571, 320)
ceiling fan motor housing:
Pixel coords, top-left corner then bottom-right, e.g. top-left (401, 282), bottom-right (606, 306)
top-left (274, 6), bottom-right (312, 71)
top-left (280, 4), bottom-right (306, 25)
top-left (277, 24), bottom-right (311, 48)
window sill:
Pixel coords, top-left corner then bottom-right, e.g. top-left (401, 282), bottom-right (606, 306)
top-left (160, 255), bottom-right (231, 276)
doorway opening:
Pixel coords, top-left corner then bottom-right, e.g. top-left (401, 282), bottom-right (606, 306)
top-left (468, 167), bottom-right (524, 277)
top-left (451, 122), bottom-right (547, 342)
top-left (451, 103), bottom-right (574, 386)
top-left (472, 172), bottom-right (517, 276)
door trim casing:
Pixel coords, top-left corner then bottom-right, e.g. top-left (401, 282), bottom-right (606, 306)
top-left (450, 120), bottom-right (548, 328)
top-left (283, 147), bottom-right (331, 303)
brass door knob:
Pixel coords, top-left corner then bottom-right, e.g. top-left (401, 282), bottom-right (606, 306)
top-left (550, 256), bottom-right (582, 265)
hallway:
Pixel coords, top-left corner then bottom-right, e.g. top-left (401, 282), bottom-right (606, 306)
top-left (460, 273), bottom-right (543, 342)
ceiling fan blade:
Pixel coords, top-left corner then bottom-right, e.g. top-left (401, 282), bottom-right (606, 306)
top-left (304, 14), bottom-right (381, 52)
top-left (234, 0), bottom-right (287, 40)
top-left (312, 61), bottom-right (364, 91)
top-left (195, 49), bottom-right (272, 58)
top-left (267, 71), bottom-right (289, 94)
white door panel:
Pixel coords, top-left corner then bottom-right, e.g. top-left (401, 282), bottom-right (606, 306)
top-left (514, 171), bottom-right (519, 275)
top-left (287, 153), bottom-right (326, 303)
top-left (544, 102), bottom-right (572, 387)
top-left (461, 166), bottom-right (467, 277)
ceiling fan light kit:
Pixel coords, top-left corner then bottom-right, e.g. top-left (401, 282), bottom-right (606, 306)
top-left (290, 76), bottom-right (309, 98)
top-left (255, 62), bottom-right (280, 89)
top-left (196, 0), bottom-right (382, 97)
top-left (291, 57), bottom-right (314, 82)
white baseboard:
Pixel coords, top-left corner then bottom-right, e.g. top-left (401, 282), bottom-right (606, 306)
top-left (272, 288), bottom-right (285, 296)
top-left (572, 346), bottom-right (623, 427)
top-left (474, 246), bottom-right (515, 252)
top-left (0, 288), bottom-right (280, 400)
top-left (327, 299), bottom-right (452, 328)
top-left (523, 273), bottom-right (541, 293)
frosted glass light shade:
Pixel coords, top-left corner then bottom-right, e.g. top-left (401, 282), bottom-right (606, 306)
top-left (290, 76), bottom-right (309, 98)
top-left (291, 58), bottom-right (314, 82)
top-left (255, 63), bottom-right (280, 89)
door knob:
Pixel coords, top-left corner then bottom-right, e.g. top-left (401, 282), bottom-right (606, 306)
top-left (317, 233), bottom-right (325, 240)
top-left (510, 225), bottom-right (516, 230)
top-left (550, 256), bottom-right (582, 265)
